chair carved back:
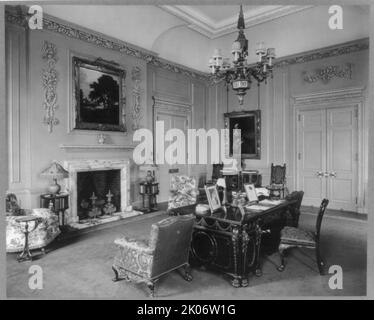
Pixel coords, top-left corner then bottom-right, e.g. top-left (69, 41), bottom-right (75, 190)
top-left (285, 191), bottom-right (304, 227)
top-left (270, 163), bottom-right (286, 185)
top-left (150, 214), bottom-right (195, 278)
top-left (212, 163), bottom-right (223, 181)
top-left (315, 199), bottom-right (329, 242)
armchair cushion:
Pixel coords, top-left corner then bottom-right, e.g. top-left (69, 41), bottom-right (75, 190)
top-left (6, 208), bottom-right (60, 253)
top-left (280, 226), bottom-right (316, 246)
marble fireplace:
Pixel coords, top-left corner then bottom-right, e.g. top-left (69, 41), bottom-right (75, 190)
top-left (64, 159), bottom-right (140, 228)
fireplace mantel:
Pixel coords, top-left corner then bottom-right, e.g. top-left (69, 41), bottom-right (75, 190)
top-left (64, 159), bottom-right (133, 225)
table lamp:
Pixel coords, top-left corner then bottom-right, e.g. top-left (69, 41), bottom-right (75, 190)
top-left (40, 161), bottom-right (69, 195)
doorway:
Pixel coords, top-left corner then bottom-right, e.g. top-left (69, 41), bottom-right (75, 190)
top-left (296, 105), bottom-right (359, 211)
top-left (154, 100), bottom-right (191, 203)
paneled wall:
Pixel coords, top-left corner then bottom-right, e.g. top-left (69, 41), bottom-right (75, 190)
top-left (207, 42), bottom-right (369, 213)
top-left (147, 65), bottom-right (208, 202)
top-left (5, 16), bottom-right (208, 208)
top-left (6, 23), bottom-right (148, 208)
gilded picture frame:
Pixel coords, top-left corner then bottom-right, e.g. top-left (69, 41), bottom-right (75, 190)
top-left (72, 56), bottom-right (127, 132)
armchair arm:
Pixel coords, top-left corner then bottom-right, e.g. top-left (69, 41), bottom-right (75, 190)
top-left (114, 236), bottom-right (154, 254)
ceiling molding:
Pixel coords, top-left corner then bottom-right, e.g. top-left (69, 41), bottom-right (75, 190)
top-left (161, 5), bottom-right (314, 39)
top-left (5, 6), bottom-right (210, 82)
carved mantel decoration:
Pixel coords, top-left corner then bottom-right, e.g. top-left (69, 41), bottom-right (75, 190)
top-left (131, 66), bottom-right (142, 130)
top-left (42, 41), bottom-right (59, 133)
top-left (302, 63), bottom-right (353, 84)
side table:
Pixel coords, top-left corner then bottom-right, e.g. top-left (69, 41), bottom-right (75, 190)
top-left (15, 216), bottom-right (41, 262)
top-left (40, 193), bottom-right (69, 230)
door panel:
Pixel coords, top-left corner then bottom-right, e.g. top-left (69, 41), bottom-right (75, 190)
top-left (298, 109), bottom-right (326, 206)
top-left (326, 107), bottom-right (358, 211)
top-left (155, 111), bottom-right (190, 203)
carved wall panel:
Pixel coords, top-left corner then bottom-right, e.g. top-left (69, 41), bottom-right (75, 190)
top-left (41, 41), bottom-right (59, 133)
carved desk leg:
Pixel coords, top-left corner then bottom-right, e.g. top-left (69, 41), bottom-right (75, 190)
top-left (231, 227), bottom-right (241, 288)
top-left (241, 229), bottom-right (250, 287)
top-left (147, 280), bottom-right (155, 298)
top-left (254, 224), bottom-right (263, 277)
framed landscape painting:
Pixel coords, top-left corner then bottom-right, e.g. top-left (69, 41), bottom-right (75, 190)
top-left (73, 56), bottom-right (127, 132)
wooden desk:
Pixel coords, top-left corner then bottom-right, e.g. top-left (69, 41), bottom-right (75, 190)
top-left (188, 200), bottom-right (297, 287)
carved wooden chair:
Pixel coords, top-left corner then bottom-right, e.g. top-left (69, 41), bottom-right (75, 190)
top-left (267, 163), bottom-right (287, 199)
top-left (112, 214), bottom-right (195, 297)
top-left (277, 199), bottom-right (329, 275)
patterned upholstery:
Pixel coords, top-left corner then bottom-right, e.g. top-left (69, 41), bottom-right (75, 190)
top-left (112, 214), bottom-right (195, 296)
top-left (168, 175), bottom-right (198, 210)
top-left (280, 226), bottom-right (316, 247)
top-left (6, 208), bottom-right (61, 253)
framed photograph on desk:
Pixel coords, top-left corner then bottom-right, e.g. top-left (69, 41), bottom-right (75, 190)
top-left (205, 185), bottom-right (221, 212)
top-left (244, 183), bottom-right (258, 203)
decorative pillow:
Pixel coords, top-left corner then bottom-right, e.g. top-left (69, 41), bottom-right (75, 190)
top-left (5, 193), bottom-right (25, 216)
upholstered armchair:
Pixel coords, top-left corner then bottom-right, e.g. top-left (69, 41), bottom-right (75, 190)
top-left (6, 208), bottom-right (61, 253)
top-left (112, 214), bottom-right (195, 297)
top-left (167, 175), bottom-right (198, 216)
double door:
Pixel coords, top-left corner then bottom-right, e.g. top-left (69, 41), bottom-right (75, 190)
top-left (297, 105), bottom-right (358, 211)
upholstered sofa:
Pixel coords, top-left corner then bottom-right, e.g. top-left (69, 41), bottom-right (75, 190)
top-left (112, 214), bottom-right (195, 297)
top-left (6, 208), bottom-right (61, 253)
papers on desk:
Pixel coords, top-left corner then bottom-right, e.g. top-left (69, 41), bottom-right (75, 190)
top-left (244, 204), bottom-right (269, 211)
top-left (245, 199), bottom-right (285, 212)
top-left (259, 199), bottom-right (285, 206)
top-left (255, 188), bottom-right (270, 197)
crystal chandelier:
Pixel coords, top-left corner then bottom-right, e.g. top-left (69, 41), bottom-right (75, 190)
top-left (209, 5), bottom-right (276, 105)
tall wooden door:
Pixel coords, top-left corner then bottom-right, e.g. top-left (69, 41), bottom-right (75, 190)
top-left (155, 110), bottom-right (190, 203)
top-left (297, 106), bottom-right (358, 211)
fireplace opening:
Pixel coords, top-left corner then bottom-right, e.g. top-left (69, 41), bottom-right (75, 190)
top-left (77, 169), bottom-right (121, 221)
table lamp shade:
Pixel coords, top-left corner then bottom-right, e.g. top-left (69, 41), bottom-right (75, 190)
top-left (40, 161), bottom-right (69, 194)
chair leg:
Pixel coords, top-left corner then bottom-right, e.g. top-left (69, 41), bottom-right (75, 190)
top-left (277, 246), bottom-right (287, 272)
top-left (112, 265), bottom-right (120, 282)
top-left (147, 280), bottom-right (155, 298)
top-left (182, 264), bottom-right (193, 282)
top-left (316, 246), bottom-right (325, 275)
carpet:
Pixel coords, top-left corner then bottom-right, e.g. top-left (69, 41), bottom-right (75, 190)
top-left (6, 210), bottom-right (367, 298)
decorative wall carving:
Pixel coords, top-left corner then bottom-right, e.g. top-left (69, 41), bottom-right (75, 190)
top-left (302, 63), bottom-right (353, 84)
top-left (5, 7), bottom-right (209, 82)
top-left (275, 41), bottom-right (368, 68)
top-left (5, 7), bottom-right (369, 83)
top-left (41, 41), bottom-right (59, 133)
top-left (131, 66), bottom-right (142, 130)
